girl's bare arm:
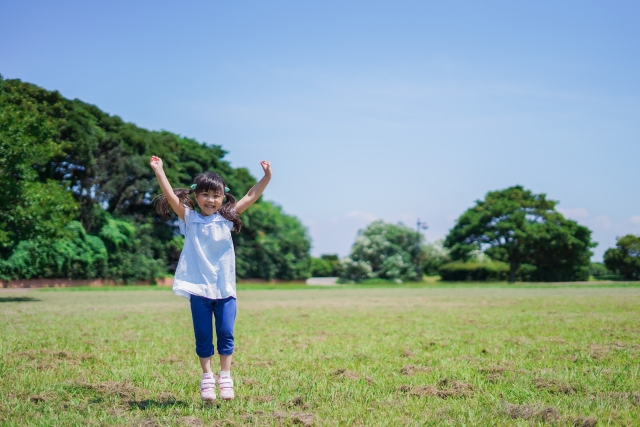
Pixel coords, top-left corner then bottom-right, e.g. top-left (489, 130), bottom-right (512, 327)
top-left (236, 161), bottom-right (272, 214)
top-left (150, 156), bottom-right (186, 221)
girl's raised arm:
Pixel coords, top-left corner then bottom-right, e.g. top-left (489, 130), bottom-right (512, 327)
top-left (150, 156), bottom-right (186, 221)
top-left (236, 160), bottom-right (272, 214)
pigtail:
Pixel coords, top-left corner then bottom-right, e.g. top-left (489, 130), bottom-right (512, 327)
top-left (153, 188), bottom-right (196, 220)
top-left (218, 192), bottom-right (243, 232)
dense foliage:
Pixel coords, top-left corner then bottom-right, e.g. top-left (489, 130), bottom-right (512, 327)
top-left (310, 254), bottom-right (340, 277)
top-left (444, 186), bottom-right (594, 282)
top-left (0, 76), bottom-right (311, 282)
top-left (604, 234), bottom-right (640, 280)
top-left (339, 220), bottom-right (421, 283)
top-left (438, 260), bottom-right (510, 281)
top-left (420, 239), bottom-right (451, 276)
top-left (234, 202), bottom-right (311, 280)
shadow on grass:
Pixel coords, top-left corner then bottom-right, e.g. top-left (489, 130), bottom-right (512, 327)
top-left (0, 296), bottom-right (40, 303)
top-left (127, 398), bottom-right (190, 410)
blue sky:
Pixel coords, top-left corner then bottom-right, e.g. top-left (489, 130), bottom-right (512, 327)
top-left (2, 0), bottom-right (639, 259)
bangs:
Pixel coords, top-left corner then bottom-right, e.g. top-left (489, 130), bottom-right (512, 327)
top-left (193, 172), bottom-right (225, 195)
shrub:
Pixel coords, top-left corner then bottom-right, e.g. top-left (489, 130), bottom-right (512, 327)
top-left (338, 220), bottom-right (420, 283)
top-left (311, 257), bottom-right (334, 277)
top-left (0, 221), bottom-right (107, 280)
top-left (421, 239), bottom-right (451, 275)
top-left (338, 258), bottom-right (373, 283)
top-left (439, 261), bottom-right (510, 282)
top-left (589, 262), bottom-right (610, 278)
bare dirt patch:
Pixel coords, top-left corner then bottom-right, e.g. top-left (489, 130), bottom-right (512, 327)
top-left (480, 365), bottom-right (509, 382)
top-left (288, 396), bottom-right (310, 409)
top-left (135, 417), bottom-right (160, 427)
top-left (401, 348), bottom-right (415, 357)
top-left (240, 378), bottom-right (258, 387)
top-left (589, 344), bottom-right (610, 359)
top-left (533, 378), bottom-right (577, 395)
top-left (159, 356), bottom-right (183, 364)
top-left (399, 378), bottom-right (473, 399)
top-left (272, 410), bottom-right (317, 426)
top-left (603, 391), bottom-right (640, 405)
top-left (572, 416), bottom-right (597, 427)
top-left (480, 366), bottom-right (507, 374)
top-left (252, 395), bottom-right (274, 403)
top-left (13, 349), bottom-right (96, 366)
top-left (74, 380), bottom-right (143, 400)
top-left (332, 368), bottom-right (359, 380)
top-left (179, 416), bottom-right (204, 427)
top-left (504, 403), bottom-right (561, 422)
top-left (400, 365), bottom-right (431, 376)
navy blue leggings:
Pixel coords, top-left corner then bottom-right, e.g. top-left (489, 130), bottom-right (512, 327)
top-left (189, 295), bottom-right (236, 357)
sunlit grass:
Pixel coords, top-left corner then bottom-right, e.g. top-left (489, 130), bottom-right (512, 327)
top-left (1, 285), bottom-right (639, 426)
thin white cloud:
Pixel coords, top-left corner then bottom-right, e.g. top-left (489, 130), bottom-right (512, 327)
top-left (629, 216), bottom-right (640, 226)
top-left (346, 211), bottom-right (377, 222)
top-left (558, 207), bottom-right (589, 219)
top-left (593, 215), bottom-right (612, 230)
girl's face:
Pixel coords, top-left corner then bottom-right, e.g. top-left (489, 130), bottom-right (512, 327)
top-left (195, 190), bottom-right (224, 216)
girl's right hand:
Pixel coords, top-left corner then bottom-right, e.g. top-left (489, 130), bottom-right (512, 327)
top-left (150, 156), bottom-right (164, 171)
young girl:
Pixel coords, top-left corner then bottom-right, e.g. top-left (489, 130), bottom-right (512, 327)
top-left (149, 155), bottom-right (272, 401)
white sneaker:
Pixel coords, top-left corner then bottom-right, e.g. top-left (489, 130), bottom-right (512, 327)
top-left (200, 374), bottom-right (216, 401)
top-left (218, 375), bottom-right (234, 400)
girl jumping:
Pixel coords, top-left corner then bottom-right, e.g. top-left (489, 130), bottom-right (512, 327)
top-left (150, 155), bottom-right (272, 401)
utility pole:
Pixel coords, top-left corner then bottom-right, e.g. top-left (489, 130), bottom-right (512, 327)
top-left (415, 218), bottom-right (428, 279)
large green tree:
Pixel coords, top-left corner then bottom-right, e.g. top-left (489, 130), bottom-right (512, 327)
top-left (604, 234), bottom-right (640, 280)
top-left (444, 186), bottom-right (595, 282)
top-left (234, 202), bottom-right (311, 280)
top-left (0, 76), bottom-right (311, 281)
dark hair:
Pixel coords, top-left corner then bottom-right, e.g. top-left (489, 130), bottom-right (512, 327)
top-left (153, 172), bottom-right (242, 232)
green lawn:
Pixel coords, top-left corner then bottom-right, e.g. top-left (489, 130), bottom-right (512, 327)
top-left (1, 285), bottom-right (639, 426)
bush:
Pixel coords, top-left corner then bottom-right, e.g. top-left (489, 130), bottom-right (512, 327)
top-left (421, 239), bottom-right (451, 275)
top-left (338, 258), bottom-right (373, 283)
top-left (311, 257), bottom-right (334, 277)
top-left (338, 220), bottom-right (420, 283)
top-left (589, 262), bottom-right (612, 279)
top-left (438, 261), bottom-right (510, 282)
top-left (0, 221), bottom-right (107, 280)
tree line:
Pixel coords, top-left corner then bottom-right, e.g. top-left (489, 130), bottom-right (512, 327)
top-left (313, 186), bottom-right (639, 283)
top-left (3, 77), bottom-right (637, 284)
top-left (0, 76), bottom-right (312, 282)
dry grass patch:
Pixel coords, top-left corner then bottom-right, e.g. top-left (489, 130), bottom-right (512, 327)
top-left (504, 403), bottom-right (561, 422)
top-left (287, 395), bottom-right (310, 409)
top-left (179, 416), bottom-right (205, 427)
top-left (533, 378), bottom-right (578, 394)
top-left (252, 395), bottom-right (274, 402)
top-left (277, 411), bottom-right (317, 426)
top-left (400, 364), bottom-right (431, 375)
top-left (572, 416), bottom-right (597, 427)
top-left (603, 391), bottom-right (640, 405)
top-left (399, 378), bottom-right (473, 399)
top-left (331, 368), bottom-right (359, 380)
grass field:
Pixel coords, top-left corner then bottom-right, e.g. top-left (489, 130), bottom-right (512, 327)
top-left (1, 284), bottom-right (639, 426)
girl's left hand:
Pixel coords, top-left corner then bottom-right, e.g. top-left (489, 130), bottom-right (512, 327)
top-left (260, 160), bottom-right (272, 177)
